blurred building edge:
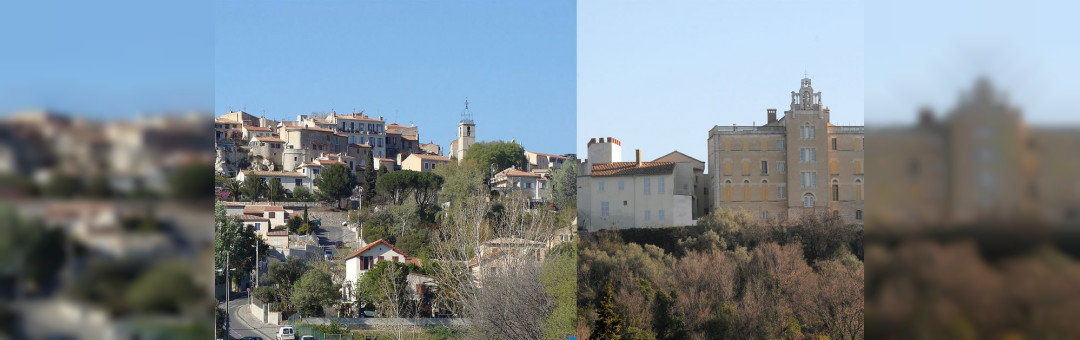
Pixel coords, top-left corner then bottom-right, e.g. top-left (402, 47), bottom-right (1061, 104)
top-left (0, 109), bottom-right (215, 202)
top-left (868, 78), bottom-right (1080, 229)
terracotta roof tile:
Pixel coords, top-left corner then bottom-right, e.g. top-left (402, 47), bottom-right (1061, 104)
top-left (409, 153), bottom-right (450, 162)
top-left (266, 229), bottom-right (289, 236)
top-left (284, 126), bottom-right (335, 133)
top-left (498, 168), bottom-right (540, 178)
top-left (336, 114), bottom-right (383, 122)
top-left (344, 239), bottom-right (411, 260)
top-left (238, 214), bottom-right (269, 222)
top-left (590, 161), bottom-right (676, 177)
top-left (246, 171), bottom-right (307, 178)
top-left (244, 125), bottom-right (272, 131)
top-left (254, 136), bottom-right (285, 143)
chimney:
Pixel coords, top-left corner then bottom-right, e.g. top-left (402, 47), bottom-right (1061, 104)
top-left (635, 149), bottom-right (642, 166)
top-left (767, 108), bottom-right (777, 123)
top-left (918, 107), bottom-right (934, 126)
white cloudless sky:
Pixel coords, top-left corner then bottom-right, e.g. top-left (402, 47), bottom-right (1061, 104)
top-left (577, 0), bottom-right (864, 161)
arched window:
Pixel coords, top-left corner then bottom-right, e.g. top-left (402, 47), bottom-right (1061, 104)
top-left (724, 180), bottom-right (732, 201)
top-left (802, 193), bottom-right (815, 208)
top-left (856, 210), bottom-right (863, 220)
top-left (855, 179), bottom-right (863, 201)
top-left (761, 179), bottom-right (769, 201)
top-left (833, 210), bottom-right (840, 218)
top-left (743, 179), bottom-right (750, 201)
top-left (832, 178), bottom-right (840, 201)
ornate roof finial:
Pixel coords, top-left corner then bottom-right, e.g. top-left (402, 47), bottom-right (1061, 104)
top-left (460, 97), bottom-right (474, 123)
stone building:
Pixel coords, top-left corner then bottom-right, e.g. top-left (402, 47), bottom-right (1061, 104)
top-left (449, 99), bottom-right (476, 161)
top-left (326, 112), bottom-right (387, 159)
top-left (870, 78), bottom-right (1080, 227)
top-left (578, 138), bottom-right (697, 230)
top-left (707, 77), bottom-right (864, 226)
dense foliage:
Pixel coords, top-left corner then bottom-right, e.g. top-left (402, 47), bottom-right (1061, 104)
top-left (577, 209), bottom-right (865, 340)
top-left (461, 140), bottom-right (528, 181)
top-left (314, 163), bottom-right (359, 209)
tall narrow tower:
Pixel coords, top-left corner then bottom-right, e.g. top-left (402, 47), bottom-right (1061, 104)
top-left (450, 98), bottom-right (477, 162)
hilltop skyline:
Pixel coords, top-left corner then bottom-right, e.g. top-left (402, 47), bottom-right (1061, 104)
top-left (215, 1), bottom-right (577, 155)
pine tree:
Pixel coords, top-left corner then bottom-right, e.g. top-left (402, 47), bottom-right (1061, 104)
top-left (592, 280), bottom-right (623, 340)
top-left (653, 290), bottom-right (688, 340)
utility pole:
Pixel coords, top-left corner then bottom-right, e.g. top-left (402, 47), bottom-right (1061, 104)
top-left (224, 251), bottom-right (230, 337)
top-left (254, 242), bottom-right (259, 288)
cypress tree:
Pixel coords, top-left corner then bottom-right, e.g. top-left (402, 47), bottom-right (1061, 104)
top-left (592, 280), bottom-right (623, 340)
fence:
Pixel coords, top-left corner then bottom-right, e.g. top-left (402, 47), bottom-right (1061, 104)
top-left (290, 324), bottom-right (357, 340)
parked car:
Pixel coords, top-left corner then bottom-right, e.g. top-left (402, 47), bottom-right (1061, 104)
top-left (241, 337), bottom-right (263, 340)
top-left (323, 248), bottom-right (334, 260)
top-left (300, 336), bottom-right (315, 340)
top-left (276, 326), bottom-right (295, 340)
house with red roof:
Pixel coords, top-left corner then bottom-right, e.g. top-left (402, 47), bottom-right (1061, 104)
top-left (492, 166), bottom-right (550, 204)
top-left (342, 239), bottom-right (422, 302)
top-left (578, 137), bottom-right (697, 230)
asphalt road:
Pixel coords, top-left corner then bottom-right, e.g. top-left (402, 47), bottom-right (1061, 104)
top-left (221, 292), bottom-right (274, 340)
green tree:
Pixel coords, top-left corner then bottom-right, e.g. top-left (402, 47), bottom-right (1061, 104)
top-left (214, 202), bottom-right (265, 290)
top-left (433, 161), bottom-right (487, 207)
top-left (356, 261), bottom-right (411, 317)
top-left (461, 140), bottom-right (528, 182)
top-left (286, 215), bottom-right (304, 234)
top-left (125, 262), bottom-right (204, 314)
top-left (267, 177), bottom-right (286, 203)
top-left (542, 248), bottom-right (577, 340)
top-left (550, 160), bottom-right (577, 210)
top-left (241, 171), bottom-right (267, 201)
top-left (593, 280), bottom-right (623, 340)
top-left (363, 153), bottom-right (378, 203)
top-left (652, 290), bottom-right (688, 340)
top-left (292, 185), bottom-right (313, 202)
top-left (169, 163), bottom-right (214, 201)
top-left (376, 170), bottom-right (444, 210)
top-left (314, 163), bottom-right (358, 209)
top-left (44, 173), bottom-right (82, 197)
top-left (87, 175), bottom-right (112, 198)
top-left (291, 268), bottom-right (340, 317)
top-left (223, 178), bottom-right (243, 201)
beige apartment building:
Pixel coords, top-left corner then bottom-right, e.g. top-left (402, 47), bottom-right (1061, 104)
top-left (326, 112), bottom-right (387, 159)
top-left (400, 153), bottom-right (451, 172)
top-left (578, 138), bottom-right (697, 230)
top-left (708, 77), bottom-right (864, 226)
top-left (870, 78), bottom-right (1080, 227)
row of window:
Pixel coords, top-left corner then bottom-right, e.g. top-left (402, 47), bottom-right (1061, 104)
top-left (339, 122), bottom-right (384, 134)
top-left (760, 209), bottom-right (863, 221)
top-left (597, 201), bottom-right (665, 221)
top-left (720, 135), bottom-right (864, 153)
top-left (719, 179), bottom-right (863, 202)
top-left (597, 177), bottom-right (667, 194)
top-left (349, 136), bottom-right (384, 147)
top-left (721, 138), bottom-right (786, 151)
top-left (720, 158), bottom-right (863, 176)
top-left (723, 160), bottom-right (786, 175)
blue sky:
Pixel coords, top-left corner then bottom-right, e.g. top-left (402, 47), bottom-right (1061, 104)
top-left (215, 1), bottom-right (576, 156)
top-left (0, 0), bottom-right (214, 118)
top-left (577, 0), bottom-right (865, 161)
top-left (865, 0), bottom-right (1080, 127)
